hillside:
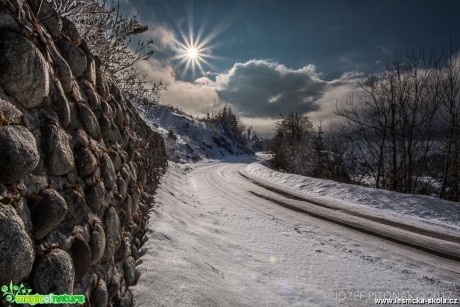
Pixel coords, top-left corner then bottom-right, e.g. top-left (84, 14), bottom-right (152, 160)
top-left (137, 104), bottom-right (251, 163)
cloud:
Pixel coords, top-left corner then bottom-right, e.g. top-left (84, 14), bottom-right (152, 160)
top-left (135, 58), bottom-right (219, 117)
top-left (235, 73), bottom-right (361, 135)
top-left (139, 25), bottom-right (180, 62)
top-left (216, 60), bottom-right (327, 117)
top-left (194, 76), bottom-right (215, 86)
top-left (307, 81), bottom-right (359, 129)
top-left (135, 57), bottom-right (176, 84)
top-left (239, 116), bottom-right (279, 138)
top-left (147, 26), bottom-right (178, 52)
top-left (161, 81), bottom-right (219, 115)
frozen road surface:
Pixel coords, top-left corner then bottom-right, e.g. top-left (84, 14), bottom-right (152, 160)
top-left (132, 160), bottom-right (460, 307)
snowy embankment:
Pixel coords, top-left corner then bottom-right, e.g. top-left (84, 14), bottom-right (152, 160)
top-left (245, 161), bottom-right (460, 232)
top-left (139, 104), bottom-right (248, 163)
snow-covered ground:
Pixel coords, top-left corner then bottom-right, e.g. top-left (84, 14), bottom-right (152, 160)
top-left (138, 104), bottom-right (248, 163)
top-left (131, 105), bottom-right (460, 305)
top-left (132, 160), bottom-right (460, 306)
top-left (245, 160), bottom-right (460, 232)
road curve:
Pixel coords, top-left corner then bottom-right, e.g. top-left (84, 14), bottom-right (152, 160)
top-left (195, 161), bottom-right (460, 272)
top-left (239, 166), bottom-right (460, 261)
top-left (133, 160), bottom-right (460, 307)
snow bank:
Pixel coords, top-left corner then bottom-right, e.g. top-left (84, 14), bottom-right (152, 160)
top-left (246, 162), bottom-right (460, 231)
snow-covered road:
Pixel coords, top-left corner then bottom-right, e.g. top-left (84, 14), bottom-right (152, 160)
top-left (133, 160), bottom-right (460, 307)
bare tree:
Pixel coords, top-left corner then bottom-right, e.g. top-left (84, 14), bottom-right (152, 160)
top-left (337, 48), bottom-right (441, 194)
top-left (438, 46), bottom-right (460, 200)
top-left (336, 86), bottom-right (391, 188)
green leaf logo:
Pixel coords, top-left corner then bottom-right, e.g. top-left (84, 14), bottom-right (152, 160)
top-left (1, 281), bottom-right (32, 303)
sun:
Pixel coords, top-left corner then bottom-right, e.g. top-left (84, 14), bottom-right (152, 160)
top-left (170, 7), bottom-right (233, 78)
top-left (187, 47), bottom-right (199, 60)
top-left (173, 39), bottom-right (210, 77)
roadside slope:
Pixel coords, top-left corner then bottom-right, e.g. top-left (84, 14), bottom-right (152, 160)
top-left (139, 104), bottom-right (250, 163)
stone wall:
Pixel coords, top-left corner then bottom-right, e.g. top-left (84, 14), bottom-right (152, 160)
top-left (0, 1), bottom-right (167, 306)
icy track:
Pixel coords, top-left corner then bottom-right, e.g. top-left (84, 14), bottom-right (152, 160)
top-left (132, 159), bottom-right (460, 307)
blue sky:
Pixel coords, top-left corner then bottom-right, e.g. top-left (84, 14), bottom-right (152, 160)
top-left (124, 0), bottom-right (460, 135)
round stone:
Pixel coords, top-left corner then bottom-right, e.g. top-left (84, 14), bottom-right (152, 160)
top-left (85, 180), bottom-right (105, 213)
top-left (75, 148), bottom-right (98, 177)
top-left (0, 205), bottom-right (34, 285)
top-left (0, 96), bottom-right (23, 125)
top-left (33, 249), bottom-right (75, 295)
top-left (89, 220), bottom-right (106, 265)
top-left (91, 276), bottom-right (108, 307)
top-left (58, 39), bottom-right (87, 78)
top-left (70, 236), bottom-right (91, 281)
top-left (101, 207), bottom-right (121, 262)
top-left (123, 256), bottom-right (136, 286)
top-left (61, 188), bottom-right (88, 227)
top-left (31, 188), bottom-right (68, 240)
top-left (77, 103), bottom-right (101, 140)
top-left (0, 125), bottom-right (39, 184)
top-left (42, 124), bottom-right (75, 176)
top-left (101, 153), bottom-right (116, 190)
top-left (0, 32), bottom-right (49, 108)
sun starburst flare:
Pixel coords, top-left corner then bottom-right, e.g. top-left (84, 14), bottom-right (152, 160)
top-left (173, 34), bottom-right (215, 78)
top-left (187, 47), bottom-right (198, 59)
top-left (170, 5), bottom-right (237, 78)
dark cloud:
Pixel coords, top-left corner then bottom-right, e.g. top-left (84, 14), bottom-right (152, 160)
top-left (216, 60), bottom-right (327, 117)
